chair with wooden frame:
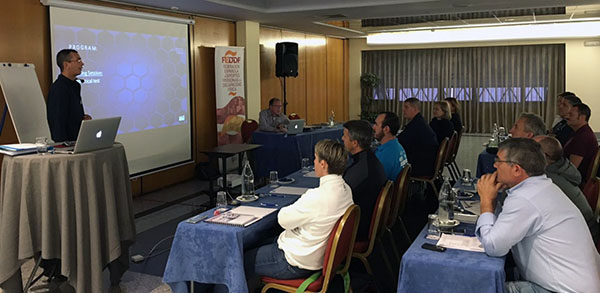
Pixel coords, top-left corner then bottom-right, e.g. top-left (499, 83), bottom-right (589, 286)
top-left (261, 204), bottom-right (361, 293)
top-left (384, 164), bottom-right (412, 264)
top-left (411, 137), bottom-right (449, 196)
top-left (351, 181), bottom-right (394, 275)
top-left (584, 147), bottom-right (600, 187)
top-left (288, 113), bottom-right (302, 120)
top-left (444, 131), bottom-right (459, 181)
top-left (241, 119), bottom-right (259, 143)
top-left (448, 126), bottom-right (466, 178)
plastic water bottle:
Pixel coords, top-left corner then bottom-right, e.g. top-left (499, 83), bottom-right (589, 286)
top-left (438, 178), bottom-right (454, 224)
top-left (241, 160), bottom-right (254, 196)
top-left (329, 111), bottom-right (335, 126)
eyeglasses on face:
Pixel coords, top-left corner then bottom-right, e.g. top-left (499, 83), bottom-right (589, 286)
top-left (68, 59), bottom-right (82, 63)
top-left (494, 156), bottom-right (519, 165)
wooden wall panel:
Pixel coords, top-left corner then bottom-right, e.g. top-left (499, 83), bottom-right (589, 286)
top-left (326, 37), bottom-right (346, 122)
top-left (259, 28), bottom-right (282, 109)
top-left (192, 17), bottom-right (236, 161)
top-left (259, 28), bottom-right (349, 125)
top-left (306, 35), bottom-right (328, 124)
top-left (0, 0), bottom-right (51, 167)
top-left (281, 31), bottom-right (307, 119)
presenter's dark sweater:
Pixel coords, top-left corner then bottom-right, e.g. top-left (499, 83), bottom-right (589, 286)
top-left (398, 113), bottom-right (439, 177)
top-left (47, 74), bottom-right (84, 142)
top-left (343, 149), bottom-right (387, 241)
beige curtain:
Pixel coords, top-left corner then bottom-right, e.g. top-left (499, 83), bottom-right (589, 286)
top-left (362, 44), bottom-right (565, 133)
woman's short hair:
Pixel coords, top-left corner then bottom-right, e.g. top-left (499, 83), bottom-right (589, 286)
top-left (434, 101), bottom-right (452, 120)
top-left (314, 139), bottom-right (347, 175)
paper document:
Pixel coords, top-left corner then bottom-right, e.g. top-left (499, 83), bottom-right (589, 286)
top-left (303, 171), bottom-right (317, 178)
top-left (437, 233), bottom-right (485, 252)
top-left (270, 186), bottom-right (309, 195)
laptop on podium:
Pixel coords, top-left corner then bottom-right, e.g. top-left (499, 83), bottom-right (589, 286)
top-left (55, 117), bottom-right (121, 154)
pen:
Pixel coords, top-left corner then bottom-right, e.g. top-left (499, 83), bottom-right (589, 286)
top-left (260, 202), bottom-right (279, 208)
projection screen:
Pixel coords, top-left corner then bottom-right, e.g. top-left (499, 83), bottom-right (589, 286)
top-left (49, 6), bottom-right (193, 176)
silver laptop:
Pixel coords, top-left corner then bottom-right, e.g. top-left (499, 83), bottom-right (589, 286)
top-left (287, 119), bottom-right (305, 135)
top-left (56, 117), bottom-right (121, 154)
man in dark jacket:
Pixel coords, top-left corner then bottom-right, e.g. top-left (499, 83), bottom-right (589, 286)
top-left (535, 135), bottom-right (598, 243)
top-left (47, 49), bottom-right (91, 142)
top-left (398, 98), bottom-right (439, 177)
top-left (342, 120), bottom-right (387, 241)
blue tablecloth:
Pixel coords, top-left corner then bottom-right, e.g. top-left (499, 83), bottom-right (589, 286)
top-left (251, 126), bottom-right (343, 178)
top-left (476, 150), bottom-right (496, 177)
top-left (397, 225), bottom-right (505, 293)
top-left (163, 170), bottom-right (319, 293)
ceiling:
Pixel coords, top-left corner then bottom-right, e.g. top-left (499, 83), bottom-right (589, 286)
top-left (102, 0), bottom-right (600, 38)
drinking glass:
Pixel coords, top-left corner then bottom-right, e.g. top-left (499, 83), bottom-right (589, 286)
top-left (427, 214), bottom-right (441, 239)
top-left (301, 158), bottom-right (310, 173)
top-left (216, 191), bottom-right (227, 208)
top-left (461, 169), bottom-right (473, 185)
top-left (269, 170), bottom-right (279, 188)
top-left (35, 137), bottom-right (48, 155)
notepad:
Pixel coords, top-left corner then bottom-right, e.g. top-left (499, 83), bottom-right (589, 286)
top-left (436, 233), bottom-right (485, 252)
top-left (0, 143), bottom-right (37, 156)
top-left (270, 186), bottom-right (309, 195)
top-left (204, 206), bottom-right (277, 227)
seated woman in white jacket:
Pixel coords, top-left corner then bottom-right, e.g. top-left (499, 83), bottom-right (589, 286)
top-left (244, 139), bottom-right (354, 289)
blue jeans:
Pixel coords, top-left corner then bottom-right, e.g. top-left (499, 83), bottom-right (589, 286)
top-left (245, 238), bottom-right (316, 290)
top-left (506, 281), bottom-right (553, 293)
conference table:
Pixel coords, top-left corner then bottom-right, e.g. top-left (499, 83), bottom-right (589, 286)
top-left (251, 125), bottom-right (343, 178)
top-left (0, 144), bottom-right (136, 293)
top-left (163, 169), bottom-right (319, 293)
top-left (397, 179), bottom-right (506, 293)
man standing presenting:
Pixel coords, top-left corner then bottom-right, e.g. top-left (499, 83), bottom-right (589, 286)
top-left (47, 49), bottom-right (91, 143)
top-left (397, 98), bottom-right (438, 177)
top-left (476, 138), bottom-right (599, 292)
top-left (259, 98), bottom-right (289, 133)
top-left (342, 120), bottom-right (387, 241)
top-left (372, 112), bottom-right (408, 181)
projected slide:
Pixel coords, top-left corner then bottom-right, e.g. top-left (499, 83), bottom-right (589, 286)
top-left (50, 7), bottom-right (192, 175)
top-left (53, 25), bottom-right (189, 133)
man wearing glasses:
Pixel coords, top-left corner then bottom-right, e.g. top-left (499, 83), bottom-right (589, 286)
top-left (47, 49), bottom-right (92, 143)
top-left (476, 138), bottom-right (599, 292)
top-left (258, 97), bottom-right (289, 133)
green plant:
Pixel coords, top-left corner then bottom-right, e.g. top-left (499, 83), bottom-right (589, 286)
top-left (360, 73), bottom-right (380, 122)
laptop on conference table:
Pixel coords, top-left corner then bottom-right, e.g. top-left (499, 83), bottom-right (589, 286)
top-left (55, 117), bottom-right (121, 154)
top-left (287, 119), bottom-right (305, 135)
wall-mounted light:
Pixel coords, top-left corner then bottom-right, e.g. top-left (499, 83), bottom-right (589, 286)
top-left (367, 20), bottom-right (600, 45)
top-left (40, 0), bottom-right (194, 24)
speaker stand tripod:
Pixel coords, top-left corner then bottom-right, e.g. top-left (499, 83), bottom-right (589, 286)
top-left (282, 77), bottom-right (288, 115)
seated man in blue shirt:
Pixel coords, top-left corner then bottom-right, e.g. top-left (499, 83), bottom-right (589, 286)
top-left (476, 138), bottom-right (600, 293)
top-left (342, 120), bottom-right (387, 241)
top-left (372, 112), bottom-right (408, 181)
